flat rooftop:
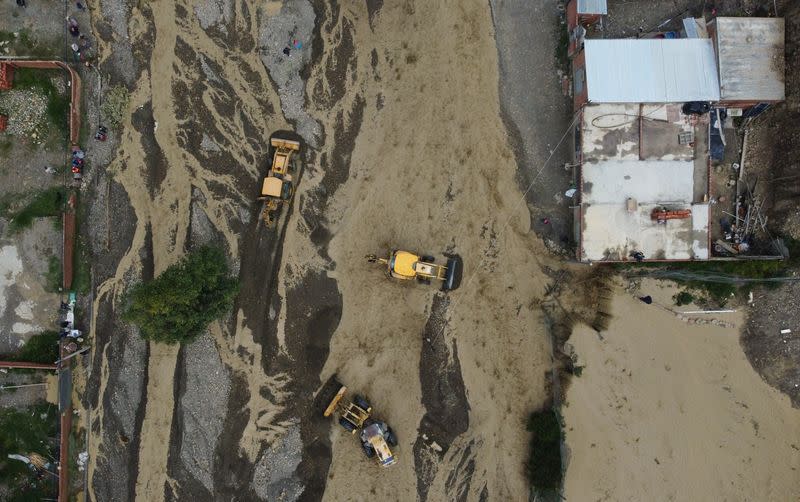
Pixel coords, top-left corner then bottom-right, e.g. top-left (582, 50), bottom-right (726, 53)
top-left (577, 104), bottom-right (711, 262)
top-left (581, 202), bottom-right (709, 261)
top-left (582, 159), bottom-right (694, 204)
top-left (581, 103), bottom-right (696, 162)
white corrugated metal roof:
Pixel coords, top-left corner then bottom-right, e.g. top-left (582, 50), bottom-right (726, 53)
top-left (577, 0), bottom-right (607, 15)
top-left (584, 39), bottom-right (721, 103)
top-left (715, 17), bottom-right (785, 102)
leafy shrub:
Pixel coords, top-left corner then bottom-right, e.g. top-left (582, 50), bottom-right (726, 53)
top-left (673, 291), bottom-right (695, 306)
top-left (525, 409), bottom-right (563, 491)
top-left (45, 256), bottom-right (62, 292)
top-left (101, 85), bottom-right (130, 127)
top-left (7, 187), bottom-right (65, 233)
top-left (123, 246), bottom-right (239, 344)
top-left (0, 404), bottom-right (58, 499)
top-left (11, 331), bottom-right (60, 364)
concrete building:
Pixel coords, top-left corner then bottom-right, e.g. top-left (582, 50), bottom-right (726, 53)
top-left (574, 103), bottom-right (711, 262)
top-left (567, 14), bottom-right (787, 262)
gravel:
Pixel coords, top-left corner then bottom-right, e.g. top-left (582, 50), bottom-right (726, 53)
top-left (489, 0), bottom-right (573, 241)
top-left (194, 0), bottom-right (233, 32)
top-left (0, 89), bottom-right (48, 138)
top-left (200, 133), bottom-right (221, 152)
top-left (199, 55), bottom-right (221, 85)
top-left (257, 1), bottom-right (322, 147)
top-left (99, 0), bottom-right (137, 85)
top-left (179, 332), bottom-right (232, 493)
top-left (190, 188), bottom-right (216, 246)
top-left (250, 424), bottom-right (303, 501)
top-left (108, 330), bottom-right (148, 440)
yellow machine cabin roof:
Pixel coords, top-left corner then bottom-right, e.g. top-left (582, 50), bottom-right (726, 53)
top-left (391, 251), bottom-right (419, 278)
top-left (261, 176), bottom-right (284, 198)
top-left (272, 153), bottom-right (289, 174)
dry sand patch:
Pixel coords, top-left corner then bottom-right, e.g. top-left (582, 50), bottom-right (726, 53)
top-left (563, 281), bottom-right (800, 501)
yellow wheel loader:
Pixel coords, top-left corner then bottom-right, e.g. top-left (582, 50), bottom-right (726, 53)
top-left (319, 376), bottom-right (398, 468)
top-left (366, 249), bottom-right (460, 291)
top-left (259, 135), bottom-right (301, 226)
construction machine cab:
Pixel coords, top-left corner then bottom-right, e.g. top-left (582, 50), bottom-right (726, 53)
top-left (260, 175), bottom-right (293, 201)
top-left (360, 421), bottom-right (397, 467)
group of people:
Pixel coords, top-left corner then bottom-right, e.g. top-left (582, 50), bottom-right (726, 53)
top-left (58, 301), bottom-right (82, 342)
top-left (71, 147), bottom-right (85, 177)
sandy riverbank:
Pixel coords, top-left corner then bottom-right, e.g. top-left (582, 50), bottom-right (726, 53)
top-left (563, 279), bottom-right (800, 501)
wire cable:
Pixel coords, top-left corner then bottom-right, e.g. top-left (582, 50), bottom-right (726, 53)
top-left (430, 113), bottom-right (580, 343)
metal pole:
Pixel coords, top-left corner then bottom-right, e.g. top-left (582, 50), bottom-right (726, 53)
top-left (680, 309), bottom-right (737, 314)
top-left (0, 382), bottom-right (48, 390)
top-left (55, 346), bottom-right (90, 365)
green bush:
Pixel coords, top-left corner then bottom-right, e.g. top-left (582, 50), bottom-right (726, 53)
top-left (45, 256), bottom-right (62, 292)
top-left (101, 85), bottom-right (130, 127)
top-left (673, 291), bottom-right (695, 306)
top-left (10, 331), bottom-right (60, 364)
top-left (525, 409), bottom-right (563, 491)
top-left (0, 404), bottom-right (59, 500)
top-left (123, 246), bottom-right (239, 344)
top-left (7, 187), bottom-right (65, 233)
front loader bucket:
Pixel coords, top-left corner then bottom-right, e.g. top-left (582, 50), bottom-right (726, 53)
top-left (316, 374), bottom-right (346, 417)
top-left (442, 255), bottom-right (462, 291)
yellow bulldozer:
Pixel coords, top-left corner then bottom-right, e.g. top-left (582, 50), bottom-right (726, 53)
top-left (366, 249), bottom-right (460, 291)
top-left (320, 376), bottom-right (398, 468)
top-left (259, 136), bottom-right (301, 226)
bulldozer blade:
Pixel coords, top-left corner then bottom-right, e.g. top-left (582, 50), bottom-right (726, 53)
top-left (317, 374), bottom-right (346, 417)
top-left (442, 256), bottom-right (462, 291)
top-left (270, 137), bottom-right (301, 150)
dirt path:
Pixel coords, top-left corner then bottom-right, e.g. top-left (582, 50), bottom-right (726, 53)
top-left (563, 280), bottom-right (800, 501)
top-left (281, 1), bottom-right (554, 499)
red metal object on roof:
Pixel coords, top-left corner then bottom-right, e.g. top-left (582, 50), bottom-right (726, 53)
top-left (651, 208), bottom-right (692, 224)
top-left (0, 62), bottom-right (13, 90)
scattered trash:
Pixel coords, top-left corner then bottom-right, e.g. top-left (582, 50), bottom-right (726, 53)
top-left (638, 295), bottom-right (653, 304)
top-left (94, 125), bottom-right (108, 141)
top-left (780, 329), bottom-right (792, 335)
top-left (564, 188), bottom-right (577, 198)
top-left (77, 451), bottom-right (89, 471)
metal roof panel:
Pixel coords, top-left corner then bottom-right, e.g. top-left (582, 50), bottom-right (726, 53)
top-left (584, 39), bottom-right (721, 103)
